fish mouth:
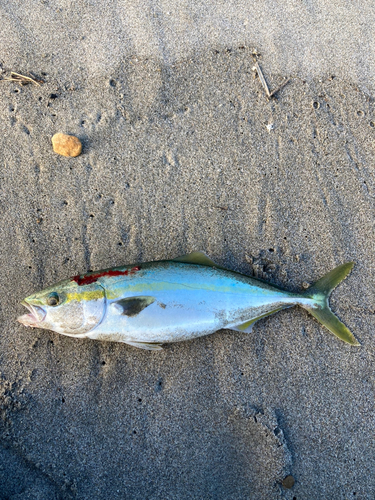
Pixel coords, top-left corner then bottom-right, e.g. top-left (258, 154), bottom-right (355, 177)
top-left (18, 301), bottom-right (46, 327)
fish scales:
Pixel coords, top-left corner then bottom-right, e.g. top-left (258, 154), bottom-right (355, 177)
top-left (90, 262), bottom-right (299, 344)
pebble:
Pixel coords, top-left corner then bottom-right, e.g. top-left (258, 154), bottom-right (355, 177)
top-left (52, 133), bottom-right (82, 157)
top-left (282, 475), bottom-right (295, 489)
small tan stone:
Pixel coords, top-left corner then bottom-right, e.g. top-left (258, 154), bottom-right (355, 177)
top-left (282, 475), bottom-right (295, 489)
top-left (52, 133), bottom-right (82, 157)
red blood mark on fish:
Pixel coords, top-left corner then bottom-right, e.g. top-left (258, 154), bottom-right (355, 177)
top-left (72, 266), bottom-right (141, 286)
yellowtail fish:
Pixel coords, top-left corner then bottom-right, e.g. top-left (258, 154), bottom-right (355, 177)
top-left (18, 252), bottom-right (359, 350)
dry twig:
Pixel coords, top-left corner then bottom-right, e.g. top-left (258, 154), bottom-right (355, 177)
top-left (268, 78), bottom-right (290, 98)
top-left (1, 71), bottom-right (43, 86)
top-left (253, 61), bottom-right (271, 98)
top-left (252, 56), bottom-right (290, 99)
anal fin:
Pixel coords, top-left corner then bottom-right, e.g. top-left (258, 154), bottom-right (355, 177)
top-left (126, 341), bottom-right (163, 351)
top-left (231, 318), bottom-right (257, 333)
top-left (230, 306), bottom-right (287, 334)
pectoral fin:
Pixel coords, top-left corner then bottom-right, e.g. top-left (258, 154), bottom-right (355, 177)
top-left (113, 296), bottom-right (155, 317)
top-left (230, 307), bottom-right (287, 333)
top-left (173, 251), bottom-right (225, 269)
top-left (126, 341), bottom-right (163, 351)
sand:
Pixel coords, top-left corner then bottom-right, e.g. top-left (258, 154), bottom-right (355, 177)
top-left (0, 1), bottom-right (375, 499)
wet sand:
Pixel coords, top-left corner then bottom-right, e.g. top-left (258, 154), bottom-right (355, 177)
top-left (1, 2), bottom-right (375, 498)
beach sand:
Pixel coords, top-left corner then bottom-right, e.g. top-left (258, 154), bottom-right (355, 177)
top-left (0, 1), bottom-right (375, 498)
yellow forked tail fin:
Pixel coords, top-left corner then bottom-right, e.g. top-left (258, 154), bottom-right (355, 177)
top-left (301, 262), bottom-right (360, 346)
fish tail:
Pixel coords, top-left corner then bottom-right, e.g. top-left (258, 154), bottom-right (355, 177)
top-left (300, 262), bottom-right (360, 345)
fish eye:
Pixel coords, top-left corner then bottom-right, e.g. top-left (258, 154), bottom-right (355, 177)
top-left (47, 292), bottom-right (60, 307)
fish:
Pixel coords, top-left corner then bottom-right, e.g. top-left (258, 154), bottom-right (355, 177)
top-left (17, 251), bottom-right (359, 350)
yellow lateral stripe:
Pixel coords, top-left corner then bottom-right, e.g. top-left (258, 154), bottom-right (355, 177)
top-left (105, 281), bottom-right (278, 299)
top-left (66, 290), bottom-right (104, 303)
top-left (65, 279), bottom-right (284, 303)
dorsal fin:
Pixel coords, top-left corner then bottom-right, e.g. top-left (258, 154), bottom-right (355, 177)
top-left (172, 251), bottom-right (225, 269)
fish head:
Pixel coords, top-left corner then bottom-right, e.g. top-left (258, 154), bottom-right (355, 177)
top-left (18, 279), bottom-right (106, 336)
